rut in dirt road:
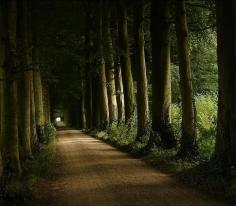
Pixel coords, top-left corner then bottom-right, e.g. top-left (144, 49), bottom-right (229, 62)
top-left (42, 130), bottom-right (228, 206)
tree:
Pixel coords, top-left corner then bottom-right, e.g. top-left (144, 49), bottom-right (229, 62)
top-left (175, 0), bottom-right (197, 156)
top-left (17, 0), bottom-right (32, 157)
top-left (103, 4), bottom-right (118, 123)
top-left (95, 0), bottom-right (109, 129)
top-left (2, 0), bottom-right (21, 176)
top-left (0, 0), bottom-right (6, 175)
top-left (113, 19), bottom-right (125, 124)
top-left (118, 1), bottom-right (135, 123)
top-left (84, 12), bottom-right (93, 129)
top-left (215, 0), bottom-right (236, 166)
top-left (134, 0), bottom-right (149, 139)
top-left (151, 0), bottom-right (176, 147)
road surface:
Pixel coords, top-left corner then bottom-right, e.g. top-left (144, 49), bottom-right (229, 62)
top-left (40, 130), bottom-right (227, 206)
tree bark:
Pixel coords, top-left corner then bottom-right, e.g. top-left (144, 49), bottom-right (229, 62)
top-left (43, 82), bottom-right (51, 123)
top-left (215, 0), bottom-right (236, 166)
top-left (114, 57), bottom-right (125, 124)
top-left (103, 7), bottom-right (118, 123)
top-left (81, 79), bottom-right (87, 129)
top-left (118, 2), bottom-right (135, 123)
top-left (84, 13), bottom-right (93, 129)
top-left (92, 74), bottom-right (101, 129)
top-left (3, 0), bottom-right (21, 176)
top-left (134, 0), bottom-right (149, 139)
top-left (175, 0), bottom-right (197, 156)
top-left (113, 20), bottom-right (125, 124)
top-left (151, 0), bottom-right (176, 148)
top-left (27, 1), bottom-right (37, 148)
top-left (97, 0), bottom-right (109, 129)
top-left (0, 0), bottom-right (6, 153)
top-left (18, 0), bottom-right (32, 157)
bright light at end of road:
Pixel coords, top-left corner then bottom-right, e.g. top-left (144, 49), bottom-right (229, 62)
top-left (56, 117), bottom-right (61, 122)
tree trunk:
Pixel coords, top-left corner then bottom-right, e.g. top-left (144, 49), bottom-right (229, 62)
top-left (30, 71), bottom-right (37, 148)
top-left (92, 74), bottom-right (101, 129)
top-left (103, 8), bottom-right (118, 124)
top-left (118, 3), bottom-right (135, 123)
top-left (34, 68), bottom-right (45, 125)
top-left (84, 13), bottom-right (93, 129)
top-left (43, 83), bottom-right (51, 123)
top-left (215, 0), bottom-right (236, 166)
top-left (81, 79), bottom-right (87, 129)
top-left (151, 0), bottom-right (175, 148)
top-left (0, 0), bottom-right (6, 177)
top-left (18, 0), bottom-right (32, 157)
top-left (114, 57), bottom-right (125, 124)
top-left (3, 0), bottom-right (21, 176)
top-left (134, 0), bottom-right (149, 139)
top-left (97, 0), bottom-right (109, 129)
top-left (27, 1), bottom-right (37, 148)
top-left (0, 0), bottom-right (6, 148)
top-left (175, 0), bottom-right (197, 156)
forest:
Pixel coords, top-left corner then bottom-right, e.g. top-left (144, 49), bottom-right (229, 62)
top-left (0, 0), bottom-right (235, 205)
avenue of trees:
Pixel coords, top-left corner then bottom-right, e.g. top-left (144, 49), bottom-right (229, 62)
top-left (0, 0), bottom-right (52, 177)
top-left (0, 0), bottom-right (235, 181)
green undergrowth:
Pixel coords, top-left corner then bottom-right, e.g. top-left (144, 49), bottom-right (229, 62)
top-left (0, 123), bottom-right (56, 206)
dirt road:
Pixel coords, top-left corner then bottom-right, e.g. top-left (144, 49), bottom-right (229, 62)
top-left (41, 130), bottom-right (227, 206)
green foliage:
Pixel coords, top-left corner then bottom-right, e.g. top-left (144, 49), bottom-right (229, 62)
top-left (171, 103), bottom-right (182, 139)
top-left (0, 126), bottom-right (56, 206)
top-left (107, 121), bottom-right (137, 147)
top-left (171, 95), bottom-right (217, 160)
top-left (44, 123), bottom-right (57, 143)
top-left (195, 95), bottom-right (217, 159)
top-left (38, 123), bottom-right (56, 144)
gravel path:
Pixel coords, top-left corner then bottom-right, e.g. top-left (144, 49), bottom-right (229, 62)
top-left (40, 130), bottom-right (228, 206)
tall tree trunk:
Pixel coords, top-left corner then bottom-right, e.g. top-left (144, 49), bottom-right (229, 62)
top-left (81, 79), bottom-right (87, 129)
top-left (175, 0), bottom-right (197, 156)
top-left (92, 74), bottom-right (101, 129)
top-left (118, 2), bottom-right (135, 123)
top-left (215, 0), bottom-right (236, 166)
top-left (43, 83), bottom-right (51, 123)
top-left (0, 0), bottom-right (6, 176)
top-left (0, 0), bottom-right (5, 145)
top-left (27, 1), bottom-right (37, 148)
top-left (97, 0), bottom-right (109, 129)
top-left (151, 0), bottom-right (175, 148)
top-left (84, 13), bottom-right (93, 129)
top-left (30, 71), bottom-right (37, 147)
top-left (113, 21), bottom-right (125, 124)
top-left (18, 0), bottom-right (32, 157)
top-left (134, 0), bottom-right (149, 139)
top-left (103, 7), bottom-right (118, 123)
top-left (114, 57), bottom-right (125, 124)
top-left (3, 0), bottom-right (21, 176)
top-left (33, 66), bottom-right (45, 124)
